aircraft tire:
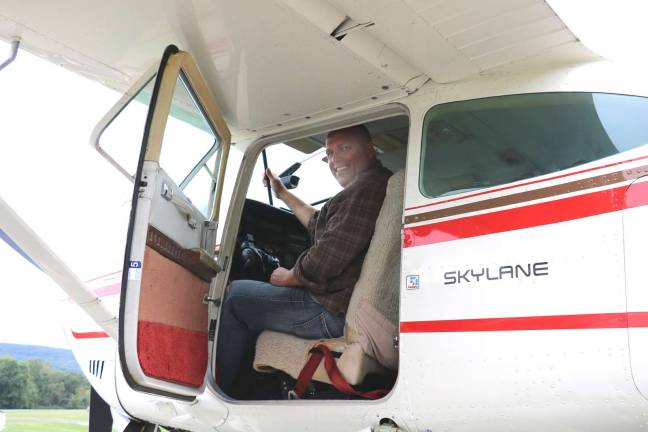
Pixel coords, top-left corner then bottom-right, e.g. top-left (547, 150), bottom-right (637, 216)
top-left (123, 421), bottom-right (161, 432)
top-left (89, 386), bottom-right (113, 432)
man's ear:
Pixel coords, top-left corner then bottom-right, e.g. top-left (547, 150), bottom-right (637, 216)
top-left (367, 143), bottom-right (376, 159)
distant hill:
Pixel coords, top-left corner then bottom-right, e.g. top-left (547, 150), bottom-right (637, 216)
top-left (0, 343), bottom-right (80, 373)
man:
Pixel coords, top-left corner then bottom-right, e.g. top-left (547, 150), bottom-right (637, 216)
top-left (216, 124), bottom-right (392, 395)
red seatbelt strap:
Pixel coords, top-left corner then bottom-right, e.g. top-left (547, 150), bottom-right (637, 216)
top-left (292, 344), bottom-right (388, 399)
top-left (293, 348), bottom-right (323, 398)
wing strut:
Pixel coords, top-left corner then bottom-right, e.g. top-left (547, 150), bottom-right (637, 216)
top-left (0, 196), bottom-right (118, 339)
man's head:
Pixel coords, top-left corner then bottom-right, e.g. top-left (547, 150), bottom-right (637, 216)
top-left (325, 124), bottom-right (376, 187)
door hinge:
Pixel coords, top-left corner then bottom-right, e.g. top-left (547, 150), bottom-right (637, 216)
top-left (208, 319), bottom-right (217, 341)
top-left (201, 220), bottom-right (218, 252)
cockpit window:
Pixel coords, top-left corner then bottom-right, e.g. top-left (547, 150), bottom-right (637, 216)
top-left (248, 143), bottom-right (342, 209)
top-left (420, 92), bottom-right (648, 198)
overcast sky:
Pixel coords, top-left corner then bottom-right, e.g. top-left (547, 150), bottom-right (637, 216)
top-left (0, 41), bottom-right (131, 348)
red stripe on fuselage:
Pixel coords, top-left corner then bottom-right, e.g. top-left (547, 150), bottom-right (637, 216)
top-left (400, 312), bottom-right (648, 333)
top-left (93, 282), bottom-right (121, 298)
top-left (403, 181), bottom-right (648, 248)
top-left (71, 331), bottom-right (110, 339)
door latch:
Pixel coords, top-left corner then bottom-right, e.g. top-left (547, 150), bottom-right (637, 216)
top-left (203, 295), bottom-right (221, 306)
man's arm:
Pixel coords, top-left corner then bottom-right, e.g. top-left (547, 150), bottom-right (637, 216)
top-left (265, 168), bottom-right (315, 228)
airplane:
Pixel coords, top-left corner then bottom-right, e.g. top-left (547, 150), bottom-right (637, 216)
top-left (2, 0), bottom-right (648, 431)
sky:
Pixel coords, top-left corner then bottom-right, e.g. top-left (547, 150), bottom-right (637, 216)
top-left (0, 41), bottom-right (130, 348)
top-left (548, 0), bottom-right (648, 68)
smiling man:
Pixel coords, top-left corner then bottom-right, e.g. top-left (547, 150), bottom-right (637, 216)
top-left (216, 124), bottom-right (392, 396)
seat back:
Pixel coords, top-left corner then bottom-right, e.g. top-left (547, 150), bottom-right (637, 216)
top-left (344, 169), bottom-right (404, 370)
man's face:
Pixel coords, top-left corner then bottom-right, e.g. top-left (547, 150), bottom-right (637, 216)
top-left (325, 133), bottom-right (374, 187)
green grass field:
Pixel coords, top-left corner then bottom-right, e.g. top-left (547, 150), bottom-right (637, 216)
top-left (4, 409), bottom-right (88, 432)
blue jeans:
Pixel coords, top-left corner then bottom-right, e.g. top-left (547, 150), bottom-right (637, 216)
top-left (216, 280), bottom-right (345, 394)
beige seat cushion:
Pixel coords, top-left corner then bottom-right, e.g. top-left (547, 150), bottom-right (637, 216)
top-left (254, 331), bottom-right (386, 385)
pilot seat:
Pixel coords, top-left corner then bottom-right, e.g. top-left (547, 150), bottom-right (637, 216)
top-left (252, 170), bottom-right (404, 398)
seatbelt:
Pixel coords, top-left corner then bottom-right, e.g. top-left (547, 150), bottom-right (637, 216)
top-left (292, 344), bottom-right (388, 399)
top-left (292, 347), bottom-right (324, 398)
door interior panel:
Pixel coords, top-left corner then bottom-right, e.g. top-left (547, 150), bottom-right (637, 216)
top-left (137, 229), bottom-right (210, 387)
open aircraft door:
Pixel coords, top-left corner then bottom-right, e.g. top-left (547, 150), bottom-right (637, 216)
top-left (95, 45), bottom-right (230, 398)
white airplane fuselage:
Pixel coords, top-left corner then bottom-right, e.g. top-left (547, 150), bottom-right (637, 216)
top-left (2, 1), bottom-right (648, 430)
top-left (56, 57), bottom-right (648, 431)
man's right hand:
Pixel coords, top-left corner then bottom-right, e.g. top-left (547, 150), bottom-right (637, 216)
top-left (264, 168), bottom-right (287, 200)
top-left (263, 167), bottom-right (315, 228)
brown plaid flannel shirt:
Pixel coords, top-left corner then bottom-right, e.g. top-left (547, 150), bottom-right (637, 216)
top-left (293, 161), bottom-right (393, 315)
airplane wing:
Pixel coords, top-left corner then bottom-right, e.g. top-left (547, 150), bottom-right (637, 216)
top-left (0, 0), bottom-right (597, 136)
top-left (0, 196), bottom-right (118, 339)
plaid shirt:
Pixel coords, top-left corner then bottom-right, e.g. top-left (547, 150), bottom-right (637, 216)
top-left (293, 162), bottom-right (393, 315)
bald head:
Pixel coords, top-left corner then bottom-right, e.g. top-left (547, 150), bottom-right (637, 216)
top-left (325, 124), bottom-right (376, 187)
top-left (326, 124), bottom-right (373, 146)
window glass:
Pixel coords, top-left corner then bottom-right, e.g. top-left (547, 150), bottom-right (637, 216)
top-left (159, 73), bottom-right (218, 185)
top-left (420, 93), bottom-right (648, 198)
top-left (248, 143), bottom-right (342, 210)
top-left (182, 152), bottom-right (218, 217)
top-left (99, 77), bottom-right (155, 177)
top-left (158, 72), bottom-right (221, 216)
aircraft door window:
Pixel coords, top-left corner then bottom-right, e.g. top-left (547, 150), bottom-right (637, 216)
top-left (181, 152), bottom-right (220, 217)
top-left (96, 70), bottom-right (222, 219)
top-left (157, 72), bottom-right (222, 218)
top-left (95, 76), bottom-right (155, 179)
top-left (420, 92), bottom-right (648, 198)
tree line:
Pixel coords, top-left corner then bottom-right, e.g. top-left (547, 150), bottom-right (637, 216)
top-left (0, 356), bottom-right (89, 409)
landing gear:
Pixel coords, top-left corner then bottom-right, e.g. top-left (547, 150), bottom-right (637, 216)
top-left (123, 421), bottom-right (161, 432)
top-left (89, 387), bottom-right (113, 432)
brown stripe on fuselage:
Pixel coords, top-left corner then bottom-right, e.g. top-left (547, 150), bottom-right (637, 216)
top-left (405, 165), bottom-right (648, 225)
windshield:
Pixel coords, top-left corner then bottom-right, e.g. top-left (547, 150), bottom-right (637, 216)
top-left (247, 143), bottom-right (342, 209)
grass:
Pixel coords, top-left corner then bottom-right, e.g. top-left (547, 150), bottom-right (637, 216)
top-left (3, 409), bottom-right (88, 432)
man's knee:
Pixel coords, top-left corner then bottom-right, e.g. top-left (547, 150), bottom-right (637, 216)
top-left (225, 279), bottom-right (261, 301)
top-left (222, 280), bottom-right (273, 316)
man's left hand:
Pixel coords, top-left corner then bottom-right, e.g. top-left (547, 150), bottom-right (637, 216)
top-left (270, 267), bottom-right (301, 287)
